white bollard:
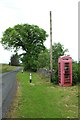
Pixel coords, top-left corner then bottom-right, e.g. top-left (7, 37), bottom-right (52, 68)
top-left (21, 69), bottom-right (23, 73)
top-left (30, 73), bottom-right (32, 83)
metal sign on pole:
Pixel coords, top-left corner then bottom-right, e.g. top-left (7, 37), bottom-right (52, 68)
top-left (50, 11), bottom-right (53, 82)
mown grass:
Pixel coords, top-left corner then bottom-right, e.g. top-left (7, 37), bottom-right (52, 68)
top-left (7, 71), bottom-right (78, 118)
top-left (0, 64), bottom-right (17, 73)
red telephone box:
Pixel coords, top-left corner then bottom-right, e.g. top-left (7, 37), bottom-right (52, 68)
top-left (58, 56), bottom-right (72, 86)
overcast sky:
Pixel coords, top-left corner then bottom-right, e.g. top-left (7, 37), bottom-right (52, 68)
top-left (0, 0), bottom-right (79, 63)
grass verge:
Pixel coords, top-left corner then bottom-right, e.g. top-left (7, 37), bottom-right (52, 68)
top-left (0, 64), bottom-right (17, 73)
top-left (6, 71), bottom-right (78, 118)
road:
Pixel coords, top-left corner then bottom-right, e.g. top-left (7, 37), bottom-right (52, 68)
top-left (0, 67), bottom-right (21, 119)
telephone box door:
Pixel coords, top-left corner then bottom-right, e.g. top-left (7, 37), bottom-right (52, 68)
top-left (63, 62), bottom-right (72, 86)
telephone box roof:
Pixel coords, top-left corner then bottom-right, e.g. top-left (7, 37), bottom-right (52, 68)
top-left (58, 56), bottom-right (72, 62)
top-left (59, 56), bottom-right (72, 59)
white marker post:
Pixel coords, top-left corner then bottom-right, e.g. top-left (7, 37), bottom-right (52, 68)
top-left (21, 69), bottom-right (23, 73)
top-left (30, 73), bottom-right (32, 83)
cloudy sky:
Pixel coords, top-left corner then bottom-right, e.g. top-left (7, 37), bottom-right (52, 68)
top-left (0, 0), bottom-right (79, 63)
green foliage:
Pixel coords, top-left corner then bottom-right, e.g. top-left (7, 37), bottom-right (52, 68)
top-left (1, 24), bottom-right (48, 71)
top-left (22, 54), bottom-right (38, 72)
top-left (52, 42), bottom-right (69, 63)
top-left (21, 52), bottom-right (39, 72)
top-left (37, 49), bottom-right (50, 69)
top-left (1, 24), bottom-right (48, 52)
top-left (72, 61), bottom-right (78, 84)
top-left (53, 63), bottom-right (58, 84)
top-left (10, 53), bottom-right (19, 66)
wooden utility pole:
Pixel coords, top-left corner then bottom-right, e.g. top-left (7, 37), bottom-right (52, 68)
top-left (50, 11), bottom-right (53, 82)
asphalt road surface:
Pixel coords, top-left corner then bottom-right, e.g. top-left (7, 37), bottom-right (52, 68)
top-left (0, 67), bottom-right (21, 119)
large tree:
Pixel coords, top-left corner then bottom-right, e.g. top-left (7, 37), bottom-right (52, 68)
top-left (1, 24), bottom-right (48, 70)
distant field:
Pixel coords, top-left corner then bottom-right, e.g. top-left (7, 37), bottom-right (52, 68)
top-left (0, 64), bottom-right (17, 73)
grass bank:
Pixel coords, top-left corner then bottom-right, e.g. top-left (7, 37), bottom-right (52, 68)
top-left (0, 64), bottom-right (17, 73)
top-left (7, 71), bottom-right (78, 118)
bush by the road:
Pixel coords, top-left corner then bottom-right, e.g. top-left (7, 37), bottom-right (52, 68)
top-left (72, 62), bottom-right (78, 85)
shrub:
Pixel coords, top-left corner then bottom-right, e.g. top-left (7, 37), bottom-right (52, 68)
top-left (52, 63), bottom-right (58, 84)
top-left (72, 62), bottom-right (78, 85)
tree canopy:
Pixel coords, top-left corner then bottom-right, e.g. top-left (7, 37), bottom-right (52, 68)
top-left (52, 42), bottom-right (69, 63)
top-left (37, 42), bottom-right (69, 68)
top-left (1, 24), bottom-right (48, 70)
top-left (1, 24), bottom-right (48, 53)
